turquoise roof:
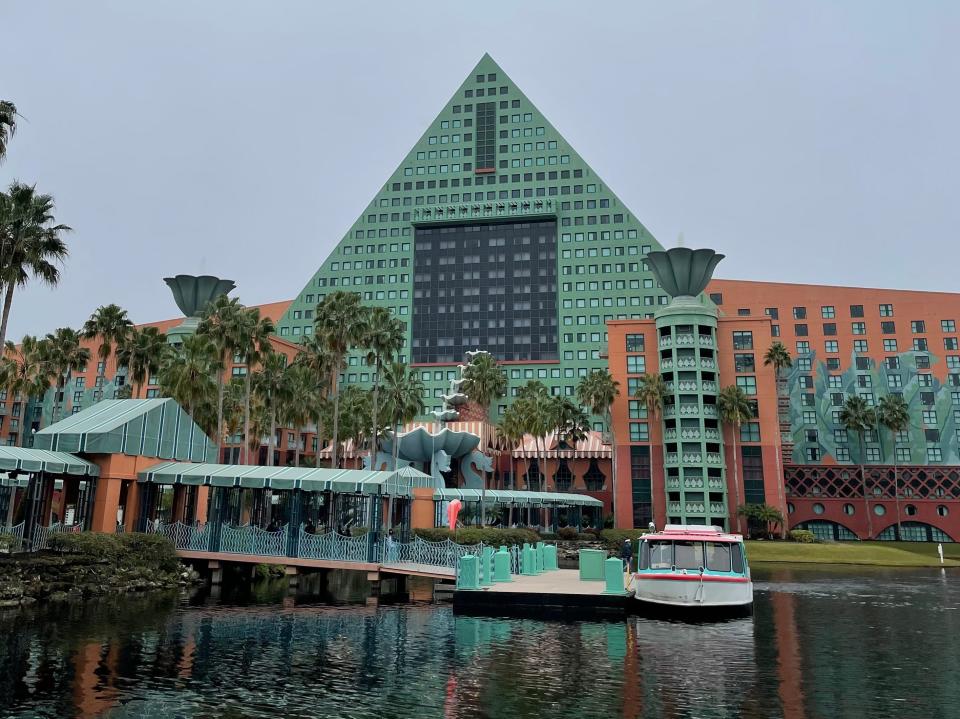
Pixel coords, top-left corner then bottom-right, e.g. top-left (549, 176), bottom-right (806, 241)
top-left (0, 447), bottom-right (99, 476)
top-left (33, 399), bottom-right (216, 462)
top-left (434, 487), bottom-right (603, 507)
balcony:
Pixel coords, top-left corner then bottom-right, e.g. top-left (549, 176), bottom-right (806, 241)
top-left (411, 198), bottom-right (557, 225)
top-left (675, 334), bottom-right (696, 346)
top-left (684, 503), bottom-right (706, 514)
top-left (659, 336), bottom-right (673, 349)
top-left (707, 477), bottom-right (725, 490)
top-left (665, 453), bottom-right (679, 465)
top-left (679, 428), bottom-right (701, 440)
top-left (677, 380), bottom-right (698, 392)
top-left (709, 502), bottom-right (726, 514)
top-left (663, 382), bottom-right (675, 393)
top-left (701, 381), bottom-right (717, 393)
top-left (667, 477), bottom-right (681, 489)
top-left (698, 335), bottom-right (714, 347)
top-left (679, 405), bottom-right (701, 416)
top-left (668, 502), bottom-right (683, 515)
top-left (660, 358), bottom-right (674, 371)
top-left (663, 429), bottom-right (677, 441)
top-left (706, 453), bottom-right (723, 464)
top-left (683, 477), bottom-right (705, 489)
top-left (676, 358), bottom-right (697, 369)
top-left (700, 358), bottom-right (717, 370)
top-left (703, 405), bottom-right (718, 418)
top-left (663, 405), bottom-right (676, 418)
top-left (704, 428), bottom-right (721, 441)
top-left (681, 453), bottom-right (703, 463)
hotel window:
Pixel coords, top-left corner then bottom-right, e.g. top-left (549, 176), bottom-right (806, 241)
top-left (885, 356), bottom-right (900, 369)
top-left (826, 357), bottom-right (840, 371)
top-left (896, 448), bottom-right (912, 463)
top-left (740, 423), bottom-right (761, 442)
top-left (796, 341), bottom-right (810, 354)
top-left (943, 320), bottom-right (957, 332)
top-left (806, 447), bottom-right (820, 462)
top-left (916, 355), bottom-right (931, 369)
top-left (734, 353), bottom-right (755, 372)
top-left (921, 392), bottom-right (935, 406)
top-left (857, 374), bottom-right (872, 388)
top-left (850, 305), bottom-right (864, 318)
top-left (803, 410), bottom-right (817, 425)
top-left (895, 429), bottom-right (910, 443)
top-left (880, 321), bottom-right (895, 334)
top-left (710, 293), bottom-right (723, 305)
top-left (736, 376), bottom-right (757, 395)
top-left (75, 377), bottom-right (85, 388)
top-left (821, 306), bottom-right (835, 319)
top-left (764, 307), bottom-right (779, 320)
top-left (854, 340), bottom-right (868, 352)
top-left (865, 447), bottom-right (881, 462)
top-left (628, 400), bottom-right (647, 419)
top-left (945, 338), bottom-right (959, 350)
top-left (793, 306), bottom-right (807, 319)
top-left (835, 447), bottom-right (850, 462)
top-left (883, 339), bottom-right (898, 352)
top-left (859, 392), bottom-right (875, 405)
top-left (732, 331), bottom-right (753, 350)
top-left (950, 374), bottom-right (960, 387)
top-left (625, 334), bottom-right (645, 352)
top-left (771, 325), bottom-right (780, 337)
top-left (798, 375), bottom-right (813, 389)
top-left (626, 356), bottom-right (646, 374)
top-left (627, 377), bottom-right (641, 395)
top-left (923, 409), bottom-right (937, 425)
top-left (831, 410), bottom-right (843, 424)
top-left (914, 338), bottom-right (928, 351)
top-left (823, 322), bottom-right (836, 336)
top-left (629, 423), bottom-right (649, 442)
top-left (828, 375), bottom-right (842, 389)
top-left (797, 358), bottom-right (812, 371)
top-left (737, 308), bottom-right (750, 316)
top-left (72, 391), bottom-right (82, 403)
top-left (888, 374), bottom-right (902, 389)
top-left (911, 320), bottom-right (926, 333)
top-left (834, 428), bottom-right (848, 443)
top-left (851, 322), bottom-right (866, 335)
top-left (927, 447), bottom-right (943, 463)
top-left (795, 323), bottom-right (808, 336)
top-left (803, 393), bottom-right (816, 407)
top-left (831, 392), bottom-right (844, 406)
top-left (879, 304), bottom-right (894, 317)
top-left (825, 340), bottom-right (839, 353)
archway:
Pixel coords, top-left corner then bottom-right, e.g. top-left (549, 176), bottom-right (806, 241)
top-left (794, 519), bottom-right (858, 542)
top-left (876, 521), bottom-right (955, 542)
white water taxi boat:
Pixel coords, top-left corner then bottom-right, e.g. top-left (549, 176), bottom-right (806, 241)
top-left (633, 525), bottom-right (753, 610)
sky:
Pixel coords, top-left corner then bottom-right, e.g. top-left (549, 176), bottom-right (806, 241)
top-left (2, 1), bottom-right (958, 339)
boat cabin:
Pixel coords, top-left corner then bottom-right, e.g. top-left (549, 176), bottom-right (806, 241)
top-left (637, 525), bottom-right (748, 576)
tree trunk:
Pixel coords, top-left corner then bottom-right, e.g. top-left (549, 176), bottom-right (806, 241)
top-left (267, 404), bottom-right (277, 467)
top-left (370, 364), bottom-right (379, 464)
top-left (294, 424), bottom-right (302, 467)
top-left (243, 367), bottom-right (252, 465)
top-left (392, 417), bottom-right (400, 470)
top-left (0, 283), bottom-right (15, 358)
top-left (860, 435), bottom-right (873, 539)
top-left (893, 453), bottom-right (901, 540)
top-left (731, 423), bottom-right (743, 534)
top-left (773, 367), bottom-right (788, 537)
top-left (607, 408), bottom-right (617, 527)
top-left (215, 360), bottom-right (225, 460)
top-left (331, 368), bottom-right (340, 470)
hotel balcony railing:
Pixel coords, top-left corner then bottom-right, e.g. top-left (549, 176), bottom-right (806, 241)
top-left (663, 429), bottom-right (677, 441)
top-left (679, 405), bottom-right (701, 416)
top-left (700, 358), bottom-right (717, 370)
top-left (706, 453), bottom-right (723, 464)
top-left (664, 382), bottom-right (675, 393)
top-left (707, 477), bottom-right (725, 490)
top-left (665, 453), bottom-right (679, 464)
top-left (677, 380), bottom-right (698, 392)
top-left (663, 405), bottom-right (677, 418)
top-left (674, 334), bottom-right (696, 346)
top-left (684, 503), bottom-right (706, 514)
top-left (681, 453), bottom-right (703, 463)
top-left (667, 477), bottom-right (681, 489)
top-left (698, 335), bottom-right (714, 347)
top-left (659, 337), bottom-right (673, 349)
top-left (704, 428), bottom-right (721, 441)
top-left (709, 502), bottom-right (726, 514)
top-left (668, 502), bottom-right (683, 515)
top-left (703, 405), bottom-right (718, 418)
top-left (680, 429), bottom-right (701, 440)
top-left (660, 358), bottom-right (674, 371)
top-left (683, 477), bottom-right (705, 489)
top-left (411, 199), bottom-right (557, 225)
top-left (701, 381), bottom-right (718, 393)
top-left (676, 358), bottom-right (698, 369)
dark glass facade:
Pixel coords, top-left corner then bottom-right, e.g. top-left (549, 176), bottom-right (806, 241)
top-left (411, 220), bottom-right (558, 364)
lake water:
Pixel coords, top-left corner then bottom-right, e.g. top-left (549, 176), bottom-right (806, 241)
top-left (1, 565), bottom-right (959, 718)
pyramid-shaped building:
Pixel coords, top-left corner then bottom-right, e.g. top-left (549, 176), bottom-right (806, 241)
top-left (275, 54), bottom-right (666, 421)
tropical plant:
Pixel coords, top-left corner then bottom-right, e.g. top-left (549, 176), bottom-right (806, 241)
top-left (550, 396), bottom-right (590, 448)
top-left (515, 381), bottom-right (551, 491)
top-left (0, 182), bottom-right (71, 353)
top-left (461, 352), bottom-right (507, 422)
top-left (82, 304), bottom-right (133, 400)
top-left (737, 503), bottom-right (785, 539)
top-left (578, 368), bottom-right (620, 511)
top-left (221, 379), bottom-right (246, 460)
top-left (0, 100), bottom-right (17, 162)
top-left (840, 394), bottom-right (878, 538)
top-left (295, 333), bottom-right (334, 466)
top-left (877, 393), bottom-right (910, 540)
top-left (236, 308), bottom-right (274, 464)
top-left (634, 372), bottom-right (667, 515)
top-left (362, 306), bottom-right (405, 460)
top-left (314, 291), bottom-right (366, 469)
top-left (116, 326), bottom-right (169, 399)
top-left (763, 341), bottom-right (793, 392)
top-left (718, 385), bottom-right (754, 534)
top-left (42, 327), bottom-right (91, 422)
top-left (253, 351), bottom-right (292, 467)
top-left (281, 362), bottom-right (319, 467)
top-left (381, 361), bottom-right (425, 471)
top-left (198, 294), bottom-right (245, 456)
top-left (158, 334), bottom-right (218, 428)
top-left (497, 405), bottom-right (526, 492)
top-left (0, 335), bottom-right (52, 438)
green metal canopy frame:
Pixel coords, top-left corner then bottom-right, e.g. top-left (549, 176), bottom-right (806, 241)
top-left (138, 462), bottom-right (438, 497)
top-left (0, 447), bottom-right (99, 476)
top-left (434, 487), bottom-right (603, 508)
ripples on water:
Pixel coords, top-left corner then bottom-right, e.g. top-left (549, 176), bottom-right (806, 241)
top-left (1, 567), bottom-right (959, 718)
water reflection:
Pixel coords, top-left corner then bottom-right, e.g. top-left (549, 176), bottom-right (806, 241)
top-left (1, 567), bottom-right (959, 718)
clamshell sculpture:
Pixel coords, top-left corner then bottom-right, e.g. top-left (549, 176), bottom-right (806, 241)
top-left (163, 275), bottom-right (236, 317)
top-left (646, 248), bottom-right (724, 299)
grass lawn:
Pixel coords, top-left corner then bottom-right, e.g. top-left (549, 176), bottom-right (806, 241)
top-left (745, 540), bottom-right (960, 567)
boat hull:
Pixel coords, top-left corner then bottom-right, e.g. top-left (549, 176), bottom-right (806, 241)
top-left (633, 575), bottom-right (753, 609)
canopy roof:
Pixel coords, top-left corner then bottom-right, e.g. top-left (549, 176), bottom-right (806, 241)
top-left (0, 447), bottom-right (99, 476)
top-left (514, 430), bottom-right (612, 459)
top-left (34, 399), bottom-right (216, 462)
top-left (434, 487), bottom-right (603, 507)
top-left (138, 462), bottom-right (438, 496)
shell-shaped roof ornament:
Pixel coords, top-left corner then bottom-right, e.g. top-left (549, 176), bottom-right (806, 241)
top-left (164, 275), bottom-right (236, 317)
top-left (646, 248), bottom-right (724, 299)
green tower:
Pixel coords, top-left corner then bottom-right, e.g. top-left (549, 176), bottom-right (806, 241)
top-left (275, 54), bottom-right (668, 421)
top-left (647, 248), bottom-right (728, 528)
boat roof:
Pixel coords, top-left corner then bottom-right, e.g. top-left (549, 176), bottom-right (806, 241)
top-left (642, 525), bottom-right (744, 544)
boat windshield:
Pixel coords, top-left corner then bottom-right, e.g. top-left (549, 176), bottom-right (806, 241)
top-left (705, 542), bottom-right (731, 572)
top-left (648, 540), bottom-right (673, 569)
top-left (673, 541), bottom-right (702, 570)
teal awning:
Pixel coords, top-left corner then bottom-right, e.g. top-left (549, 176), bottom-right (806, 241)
top-left (433, 488), bottom-right (603, 508)
top-left (138, 462), bottom-right (438, 497)
top-left (34, 399), bottom-right (216, 462)
top-left (0, 447), bottom-right (99, 476)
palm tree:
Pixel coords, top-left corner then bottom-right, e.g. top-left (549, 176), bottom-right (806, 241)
top-left (222, 379), bottom-right (246, 460)
top-left (236, 308), bottom-right (274, 464)
top-left (158, 334), bottom-right (218, 425)
top-left (82, 304), bottom-right (133, 401)
top-left (516, 381), bottom-right (551, 491)
top-left (763, 341), bottom-right (793, 393)
top-left (253, 351), bottom-right (292, 467)
top-left (577, 368), bottom-right (620, 513)
top-left (281, 362), bottom-right (317, 467)
top-left (634, 372), bottom-right (667, 520)
top-left (840, 394), bottom-right (878, 539)
top-left (198, 294), bottom-right (244, 459)
top-left (497, 406), bottom-right (526, 491)
top-left (42, 328), bottom-right (91, 422)
top-left (0, 335), bottom-right (51, 437)
top-left (295, 333), bottom-right (333, 466)
top-left (314, 291), bottom-right (366, 469)
top-left (382, 361), bottom-right (425, 471)
top-left (718, 385), bottom-right (754, 534)
top-left (116, 326), bottom-right (169, 399)
top-left (461, 352), bottom-right (508, 422)
top-left (362, 307), bottom-right (405, 461)
top-left (0, 182), bottom-right (71, 353)
top-left (877, 393), bottom-right (910, 540)
top-left (0, 100), bottom-right (18, 162)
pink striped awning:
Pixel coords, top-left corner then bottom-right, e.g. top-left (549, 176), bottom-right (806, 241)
top-left (401, 421), bottom-right (504, 452)
top-left (512, 430), bottom-right (612, 459)
top-left (317, 438), bottom-right (364, 459)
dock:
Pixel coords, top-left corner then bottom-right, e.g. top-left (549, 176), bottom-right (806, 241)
top-left (453, 568), bottom-right (634, 618)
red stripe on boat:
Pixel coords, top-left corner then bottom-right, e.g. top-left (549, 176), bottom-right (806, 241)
top-left (635, 574), bottom-right (750, 583)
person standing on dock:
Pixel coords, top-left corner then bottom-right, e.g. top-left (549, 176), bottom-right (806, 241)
top-left (620, 538), bottom-right (634, 573)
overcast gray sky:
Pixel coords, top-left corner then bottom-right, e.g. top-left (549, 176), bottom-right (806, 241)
top-left (2, 1), bottom-right (958, 339)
